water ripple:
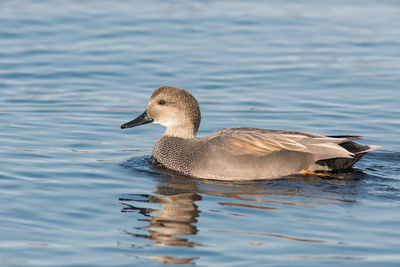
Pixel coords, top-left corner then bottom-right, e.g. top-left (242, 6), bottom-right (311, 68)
top-left (1, 0), bottom-right (400, 266)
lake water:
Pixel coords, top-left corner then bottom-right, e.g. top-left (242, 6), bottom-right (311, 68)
top-left (1, 0), bottom-right (400, 266)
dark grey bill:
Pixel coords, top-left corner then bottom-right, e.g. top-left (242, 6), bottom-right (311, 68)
top-left (121, 111), bottom-right (153, 129)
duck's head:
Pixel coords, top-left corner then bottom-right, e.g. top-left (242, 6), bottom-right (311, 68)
top-left (121, 86), bottom-right (201, 138)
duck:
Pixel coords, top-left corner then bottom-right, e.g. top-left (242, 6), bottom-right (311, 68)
top-left (121, 86), bottom-right (380, 180)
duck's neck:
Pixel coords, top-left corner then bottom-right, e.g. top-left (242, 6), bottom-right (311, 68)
top-left (164, 126), bottom-right (197, 139)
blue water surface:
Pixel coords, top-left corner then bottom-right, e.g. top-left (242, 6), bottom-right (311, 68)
top-left (1, 0), bottom-right (400, 266)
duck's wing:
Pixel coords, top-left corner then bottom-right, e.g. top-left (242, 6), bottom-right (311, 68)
top-left (206, 128), bottom-right (309, 155)
top-left (205, 127), bottom-right (355, 159)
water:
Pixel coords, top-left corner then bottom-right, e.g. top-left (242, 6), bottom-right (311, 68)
top-left (1, 0), bottom-right (400, 266)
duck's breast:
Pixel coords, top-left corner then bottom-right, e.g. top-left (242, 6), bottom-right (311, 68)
top-left (153, 136), bottom-right (202, 176)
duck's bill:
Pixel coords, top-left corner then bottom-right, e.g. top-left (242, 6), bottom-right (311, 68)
top-left (121, 111), bottom-right (153, 129)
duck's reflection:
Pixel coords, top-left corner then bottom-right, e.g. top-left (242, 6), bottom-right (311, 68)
top-left (120, 170), bottom-right (202, 248)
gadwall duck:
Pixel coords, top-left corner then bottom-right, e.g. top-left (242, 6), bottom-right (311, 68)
top-left (121, 86), bottom-right (380, 180)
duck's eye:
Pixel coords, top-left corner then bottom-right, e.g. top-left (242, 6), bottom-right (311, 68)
top-left (158, 100), bottom-right (166, 105)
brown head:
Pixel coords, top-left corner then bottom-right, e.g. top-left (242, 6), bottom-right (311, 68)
top-left (121, 86), bottom-right (201, 138)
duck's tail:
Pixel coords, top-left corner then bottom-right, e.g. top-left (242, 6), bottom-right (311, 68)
top-left (307, 135), bottom-right (381, 172)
